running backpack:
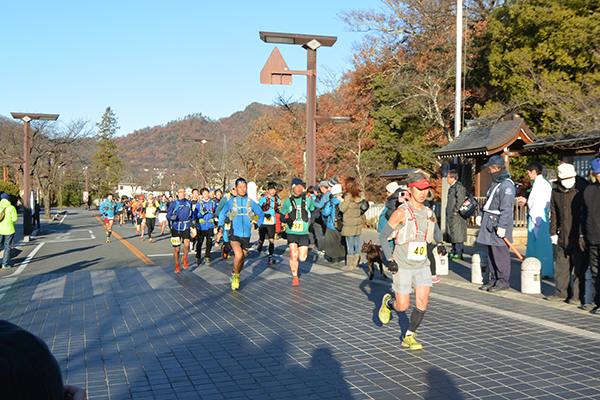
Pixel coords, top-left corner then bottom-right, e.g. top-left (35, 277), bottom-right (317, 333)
top-left (359, 199), bottom-right (370, 215)
top-left (227, 197), bottom-right (255, 221)
top-left (329, 200), bottom-right (343, 231)
top-left (287, 195), bottom-right (309, 228)
top-left (261, 195), bottom-right (281, 212)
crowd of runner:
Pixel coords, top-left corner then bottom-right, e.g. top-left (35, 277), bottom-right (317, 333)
top-left (100, 156), bottom-right (600, 350)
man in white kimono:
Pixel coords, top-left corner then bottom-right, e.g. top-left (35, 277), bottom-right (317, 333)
top-left (517, 161), bottom-right (554, 277)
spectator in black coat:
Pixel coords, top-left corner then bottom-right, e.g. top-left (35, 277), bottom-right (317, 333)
top-left (581, 158), bottom-right (600, 311)
top-left (446, 169), bottom-right (467, 260)
top-left (548, 163), bottom-right (588, 304)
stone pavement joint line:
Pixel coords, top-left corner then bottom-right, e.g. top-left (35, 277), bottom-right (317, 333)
top-left (0, 277), bottom-right (17, 301)
top-left (31, 275), bottom-right (66, 300)
top-left (3, 255), bottom-right (600, 398)
top-left (432, 292), bottom-right (600, 342)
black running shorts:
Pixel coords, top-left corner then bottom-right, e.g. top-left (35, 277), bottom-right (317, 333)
top-left (170, 228), bottom-right (191, 247)
top-left (231, 235), bottom-right (251, 251)
top-left (286, 233), bottom-right (310, 247)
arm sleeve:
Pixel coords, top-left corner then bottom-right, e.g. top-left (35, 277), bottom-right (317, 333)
top-left (252, 200), bottom-right (265, 226)
top-left (218, 201), bottom-right (231, 227)
top-left (166, 202), bottom-right (174, 221)
top-left (433, 222), bottom-right (443, 244)
top-left (379, 224), bottom-right (395, 261)
top-left (215, 198), bottom-right (227, 216)
top-left (322, 202), bottom-right (331, 217)
top-left (10, 206), bottom-right (18, 223)
top-left (338, 197), bottom-right (350, 213)
top-left (498, 182), bottom-right (516, 229)
top-left (307, 196), bottom-right (315, 211)
top-left (312, 192), bottom-right (329, 209)
top-left (454, 184), bottom-right (466, 213)
top-left (581, 190), bottom-right (588, 237)
top-left (550, 192), bottom-right (558, 236)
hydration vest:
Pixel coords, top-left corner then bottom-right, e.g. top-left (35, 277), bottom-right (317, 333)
top-left (394, 203), bottom-right (436, 245)
top-left (227, 197), bottom-right (255, 222)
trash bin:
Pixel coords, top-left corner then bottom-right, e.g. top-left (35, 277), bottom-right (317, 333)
top-left (521, 257), bottom-right (541, 294)
top-left (471, 251), bottom-right (488, 285)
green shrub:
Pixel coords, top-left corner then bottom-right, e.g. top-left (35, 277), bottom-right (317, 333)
top-left (0, 181), bottom-right (20, 205)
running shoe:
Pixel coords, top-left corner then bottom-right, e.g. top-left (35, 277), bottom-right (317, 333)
top-left (182, 258), bottom-right (189, 270)
top-left (268, 257), bottom-right (275, 265)
top-left (402, 334), bottom-right (423, 350)
top-left (205, 257), bottom-right (211, 266)
top-left (161, 230), bottom-right (165, 235)
top-left (149, 238), bottom-right (153, 243)
top-left (174, 263), bottom-right (181, 274)
top-left (140, 237), bottom-right (144, 242)
top-left (379, 293), bottom-right (392, 324)
top-left (231, 274), bottom-right (240, 290)
top-left (432, 275), bottom-right (440, 284)
top-left (257, 242), bottom-right (263, 253)
top-left (106, 238), bottom-right (110, 243)
top-left (292, 276), bottom-right (299, 286)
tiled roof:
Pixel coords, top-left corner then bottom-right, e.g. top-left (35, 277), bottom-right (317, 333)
top-left (434, 115), bottom-right (536, 157)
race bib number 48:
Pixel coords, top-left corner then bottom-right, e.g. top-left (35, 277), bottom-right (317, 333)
top-left (407, 241), bottom-right (427, 261)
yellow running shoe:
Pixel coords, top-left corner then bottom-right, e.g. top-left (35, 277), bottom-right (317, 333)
top-left (106, 238), bottom-right (110, 243)
top-left (402, 334), bottom-right (423, 350)
top-left (379, 293), bottom-right (392, 324)
top-left (230, 274), bottom-right (240, 290)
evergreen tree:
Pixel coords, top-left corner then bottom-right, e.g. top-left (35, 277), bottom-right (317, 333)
top-left (92, 107), bottom-right (124, 197)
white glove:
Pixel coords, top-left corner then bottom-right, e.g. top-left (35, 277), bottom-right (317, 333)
top-left (475, 215), bottom-right (482, 226)
top-left (496, 227), bottom-right (506, 239)
top-left (551, 235), bottom-right (558, 245)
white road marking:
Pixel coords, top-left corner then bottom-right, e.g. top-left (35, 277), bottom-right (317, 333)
top-left (31, 275), bottom-right (66, 300)
top-left (46, 229), bottom-right (96, 243)
top-left (5, 242), bottom-right (45, 277)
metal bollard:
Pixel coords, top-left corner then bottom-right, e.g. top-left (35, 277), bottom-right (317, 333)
top-left (521, 257), bottom-right (541, 294)
top-left (471, 251), bottom-right (489, 284)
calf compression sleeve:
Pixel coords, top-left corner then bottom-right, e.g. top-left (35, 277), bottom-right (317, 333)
top-left (407, 307), bottom-right (426, 334)
top-left (269, 242), bottom-right (274, 256)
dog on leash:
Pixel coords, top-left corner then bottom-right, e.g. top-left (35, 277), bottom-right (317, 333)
top-left (361, 240), bottom-right (387, 280)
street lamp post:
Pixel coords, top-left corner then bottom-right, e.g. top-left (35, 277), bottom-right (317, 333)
top-left (11, 112), bottom-right (59, 236)
top-left (259, 32), bottom-right (349, 186)
top-left (182, 137), bottom-right (213, 188)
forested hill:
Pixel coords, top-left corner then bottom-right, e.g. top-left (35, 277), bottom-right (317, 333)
top-left (116, 102), bottom-right (273, 175)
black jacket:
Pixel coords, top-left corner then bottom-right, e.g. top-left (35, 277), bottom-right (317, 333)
top-left (550, 181), bottom-right (585, 249)
top-left (446, 181), bottom-right (467, 243)
top-left (583, 181), bottom-right (600, 245)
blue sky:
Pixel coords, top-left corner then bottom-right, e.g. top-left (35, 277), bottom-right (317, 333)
top-left (1, 0), bottom-right (373, 136)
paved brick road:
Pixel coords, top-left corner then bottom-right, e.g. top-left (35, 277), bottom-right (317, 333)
top-left (2, 244), bottom-right (600, 399)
